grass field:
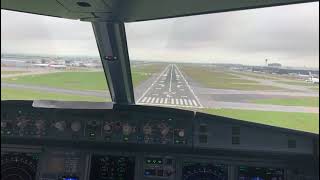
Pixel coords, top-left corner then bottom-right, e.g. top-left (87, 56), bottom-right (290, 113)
top-left (1, 65), bottom-right (164, 91)
top-left (2, 71), bottom-right (108, 91)
top-left (232, 71), bottom-right (280, 80)
top-left (1, 88), bottom-right (107, 102)
top-left (251, 97), bottom-right (319, 107)
top-left (181, 66), bottom-right (284, 90)
top-left (203, 108), bottom-right (319, 133)
top-left (1, 71), bottom-right (28, 75)
top-left (131, 64), bottom-right (165, 86)
top-left (275, 80), bottom-right (316, 86)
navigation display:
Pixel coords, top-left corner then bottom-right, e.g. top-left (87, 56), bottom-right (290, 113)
top-left (182, 162), bottom-right (228, 180)
top-left (239, 166), bottom-right (284, 180)
top-left (89, 155), bottom-right (135, 180)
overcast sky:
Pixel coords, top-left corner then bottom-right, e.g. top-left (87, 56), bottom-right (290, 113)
top-left (1, 2), bottom-right (319, 67)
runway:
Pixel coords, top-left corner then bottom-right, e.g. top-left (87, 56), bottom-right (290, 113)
top-left (136, 64), bottom-right (203, 108)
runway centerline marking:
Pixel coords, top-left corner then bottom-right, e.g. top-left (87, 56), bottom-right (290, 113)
top-left (169, 64), bottom-right (174, 93)
top-left (137, 64), bottom-right (202, 108)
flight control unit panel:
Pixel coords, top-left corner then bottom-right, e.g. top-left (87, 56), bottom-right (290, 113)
top-left (1, 101), bottom-right (318, 180)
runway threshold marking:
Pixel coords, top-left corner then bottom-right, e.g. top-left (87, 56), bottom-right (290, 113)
top-left (136, 65), bottom-right (170, 103)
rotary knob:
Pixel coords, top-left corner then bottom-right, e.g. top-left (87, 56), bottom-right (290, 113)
top-left (1, 121), bottom-right (7, 128)
top-left (54, 121), bottom-right (66, 131)
top-left (35, 120), bottom-right (45, 130)
top-left (104, 123), bottom-right (112, 132)
top-left (71, 121), bottom-right (81, 132)
top-left (178, 130), bottom-right (185, 137)
top-left (122, 123), bottom-right (132, 136)
top-left (17, 120), bottom-right (27, 129)
top-left (159, 123), bottom-right (170, 136)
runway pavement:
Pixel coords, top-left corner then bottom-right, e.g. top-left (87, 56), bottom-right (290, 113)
top-left (136, 64), bottom-right (203, 108)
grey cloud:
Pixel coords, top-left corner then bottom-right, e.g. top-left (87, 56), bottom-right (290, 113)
top-left (1, 2), bottom-right (319, 67)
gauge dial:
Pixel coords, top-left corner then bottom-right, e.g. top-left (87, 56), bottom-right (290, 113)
top-left (1, 152), bottom-right (39, 180)
top-left (71, 121), bottom-right (81, 132)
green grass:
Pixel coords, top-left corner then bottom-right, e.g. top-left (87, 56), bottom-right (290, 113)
top-left (1, 65), bottom-right (165, 90)
top-left (310, 86), bottom-right (319, 91)
top-left (181, 66), bottom-right (283, 90)
top-left (276, 80), bottom-right (315, 86)
top-left (232, 71), bottom-right (280, 80)
top-left (2, 71), bottom-right (108, 91)
top-left (1, 71), bottom-right (28, 75)
top-left (131, 64), bottom-right (165, 87)
top-left (251, 97), bottom-right (319, 107)
top-left (1, 88), bottom-right (107, 102)
top-left (202, 108), bottom-right (319, 133)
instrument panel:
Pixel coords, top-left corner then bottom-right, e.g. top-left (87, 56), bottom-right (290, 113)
top-left (1, 103), bottom-right (193, 148)
top-left (1, 101), bottom-right (318, 180)
top-left (3, 149), bottom-right (309, 180)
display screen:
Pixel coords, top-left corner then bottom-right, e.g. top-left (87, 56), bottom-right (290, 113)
top-left (47, 157), bottom-right (65, 173)
top-left (90, 155), bottom-right (135, 180)
top-left (1, 152), bottom-right (39, 180)
top-left (62, 177), bottom-right (79, 180)
top-left (239, 166), bottom-right (284, 180)
top-left (183, 162), bottom-right (228, 180)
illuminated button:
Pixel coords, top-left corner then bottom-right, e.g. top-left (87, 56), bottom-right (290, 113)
top-left (89, 132), bottom-right (95, 137)
top-left (152, 160), bottom-right (157, 164)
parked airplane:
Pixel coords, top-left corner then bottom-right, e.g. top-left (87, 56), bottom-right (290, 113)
top-left (306, 72), bottom-right (319, 84)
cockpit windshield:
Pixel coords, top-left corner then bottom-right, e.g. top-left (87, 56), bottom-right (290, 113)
top-left (1, 3), bottom-right (319, 134)
top-left (125, 2), bottom-right (319, 133)
top-left (1, 10), bottom-right (111, 102)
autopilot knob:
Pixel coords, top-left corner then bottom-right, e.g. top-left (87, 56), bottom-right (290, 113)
top-left (178, 129), bottom-right (185, 137)
top-left (35, 120), bottom-right (45, 130)
top-left (54, 121), bottom-right (66, 131)
top-left (71, 121), bottom-right (81, 132)
top-left (103, 123), bottom-right (112, 132)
